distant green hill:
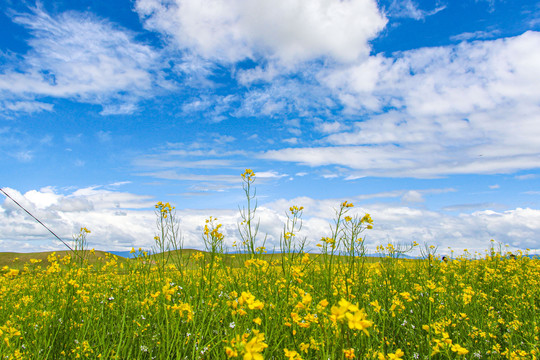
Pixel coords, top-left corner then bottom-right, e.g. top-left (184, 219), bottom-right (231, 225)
top-left (1, 249), bottom-right (386, 270)
top-left (0, 250), bottom-right (118, 269)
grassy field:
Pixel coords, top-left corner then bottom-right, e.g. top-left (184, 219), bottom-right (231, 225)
top-left (0, 249), bottom-right (387, 270)
top-left (0, 250), bottom-right (120, 269)
top-left (2, 171), bottom-right (538, 359)
top-left (1, 247), bottom-right (539, 359)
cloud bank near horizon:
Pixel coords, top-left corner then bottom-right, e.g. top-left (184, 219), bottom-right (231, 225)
top-left (1, 186), bottom-right (539, 255)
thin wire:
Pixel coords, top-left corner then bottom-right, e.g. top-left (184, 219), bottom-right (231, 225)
top-left (0, 187), bottom-right (82, 258)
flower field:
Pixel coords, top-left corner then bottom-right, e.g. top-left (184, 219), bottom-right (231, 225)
top-left (2, 246), bottom-right (539, 359)
top-left (1, 171), bottom-right (539, 359)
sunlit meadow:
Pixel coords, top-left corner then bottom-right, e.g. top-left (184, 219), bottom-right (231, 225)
top-left (1, 170), bottom-right (539, 359)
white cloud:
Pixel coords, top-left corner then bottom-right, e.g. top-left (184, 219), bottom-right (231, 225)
top-left (0, 127), bottom-right (52, 163)
top-left (0, 186), bottom-right (156, 251)
top-left (12, 151), bottom-right (34, 162)
top-left (2, 187), bottom-right (539, 254)
top-left (261, 196), bottom-right (540, 254)
top-left (135, 0), bottom-right (387, 64)
top-left (515, 174), bottom-right (538, 180)
top-left (181, 94), bottom-right (239, 122)
top-left (96, 131), bottom-right (112, 143)
top-left (263, 31), bottom-right (540, 177)
top-left (322, 31), bottom-right (540, 115)
top-left (262, 145), bottom-right (540, 178)
top-left (401, 190), bottom-right (424, 203)
top-left (318, 55), bottom-right (387, 111)
top-left (256, 171), bottom-right (288, 179)
top-left (283, 138), bottom-right (298, 145)
top-left (99, 103), bottom-right (140, 116)
top-left (132, 146), bottom-right (249, 193)
top-left (0, 5), bottom-right (163, 114)
top-left (137, 170), bottom-right (240, 183)
top-left (69, 186), bottom-right (155, 210)
top-left (386, 0), bottom-right (446, 21)
top-left (39, 135), bottom-right (53, 145)
top-left (24, 187), bottom-right (59, 209)
top-left (4, 101), bottom-right (54, 113)
top-left (315, 121), bottom-right (347, 134)
top-left (233, 74), bottom-right (340, 119)
top-left (134, 157), bottom-right (235, 169)
top-left (450, 30), bottom-right (500, 42)
top-left (107, 181), bottom-right (132, 187)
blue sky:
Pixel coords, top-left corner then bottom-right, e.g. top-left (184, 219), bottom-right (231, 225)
top-left (1, 0), bottom-right (540, 255)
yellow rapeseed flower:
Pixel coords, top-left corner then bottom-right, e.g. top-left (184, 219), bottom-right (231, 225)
top-left (387, 349), bottom-right (405, 359)
top-left (284, 348), bottom-right (302, 360)
top-left (343, 348), bottom-right (355, 359)
top-left (370, 300), bottom-right (382, 313)
top-left (225, 347), bottom-right (238, 358)
top-left (243, 331), bottom-right (267, 360)
top-left (345, 309), bottom-right (373, 336)
top-left (451, 344), bottom-right (469, 355)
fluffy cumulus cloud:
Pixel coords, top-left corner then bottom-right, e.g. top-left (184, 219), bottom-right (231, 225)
top-left (135, 0), bottom-right (387, 64)
top-left (0, 187), bottom-right (156, 252)
top-left (263, 31), bottom-right (540, 177)
top-left (2, 187), bottom-right (539, 255)
top-left (259, 197), bottom-right (540, 255)
top-left (0, 5), bottom-right (163, 114)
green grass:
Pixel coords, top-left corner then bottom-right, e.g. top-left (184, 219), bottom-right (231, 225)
top-left (0, 250), bottom-right (117, 269)
top-left (1, 250), bottom-right (538, 359)
top-left (0, 249), bottom-right (385, 270)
